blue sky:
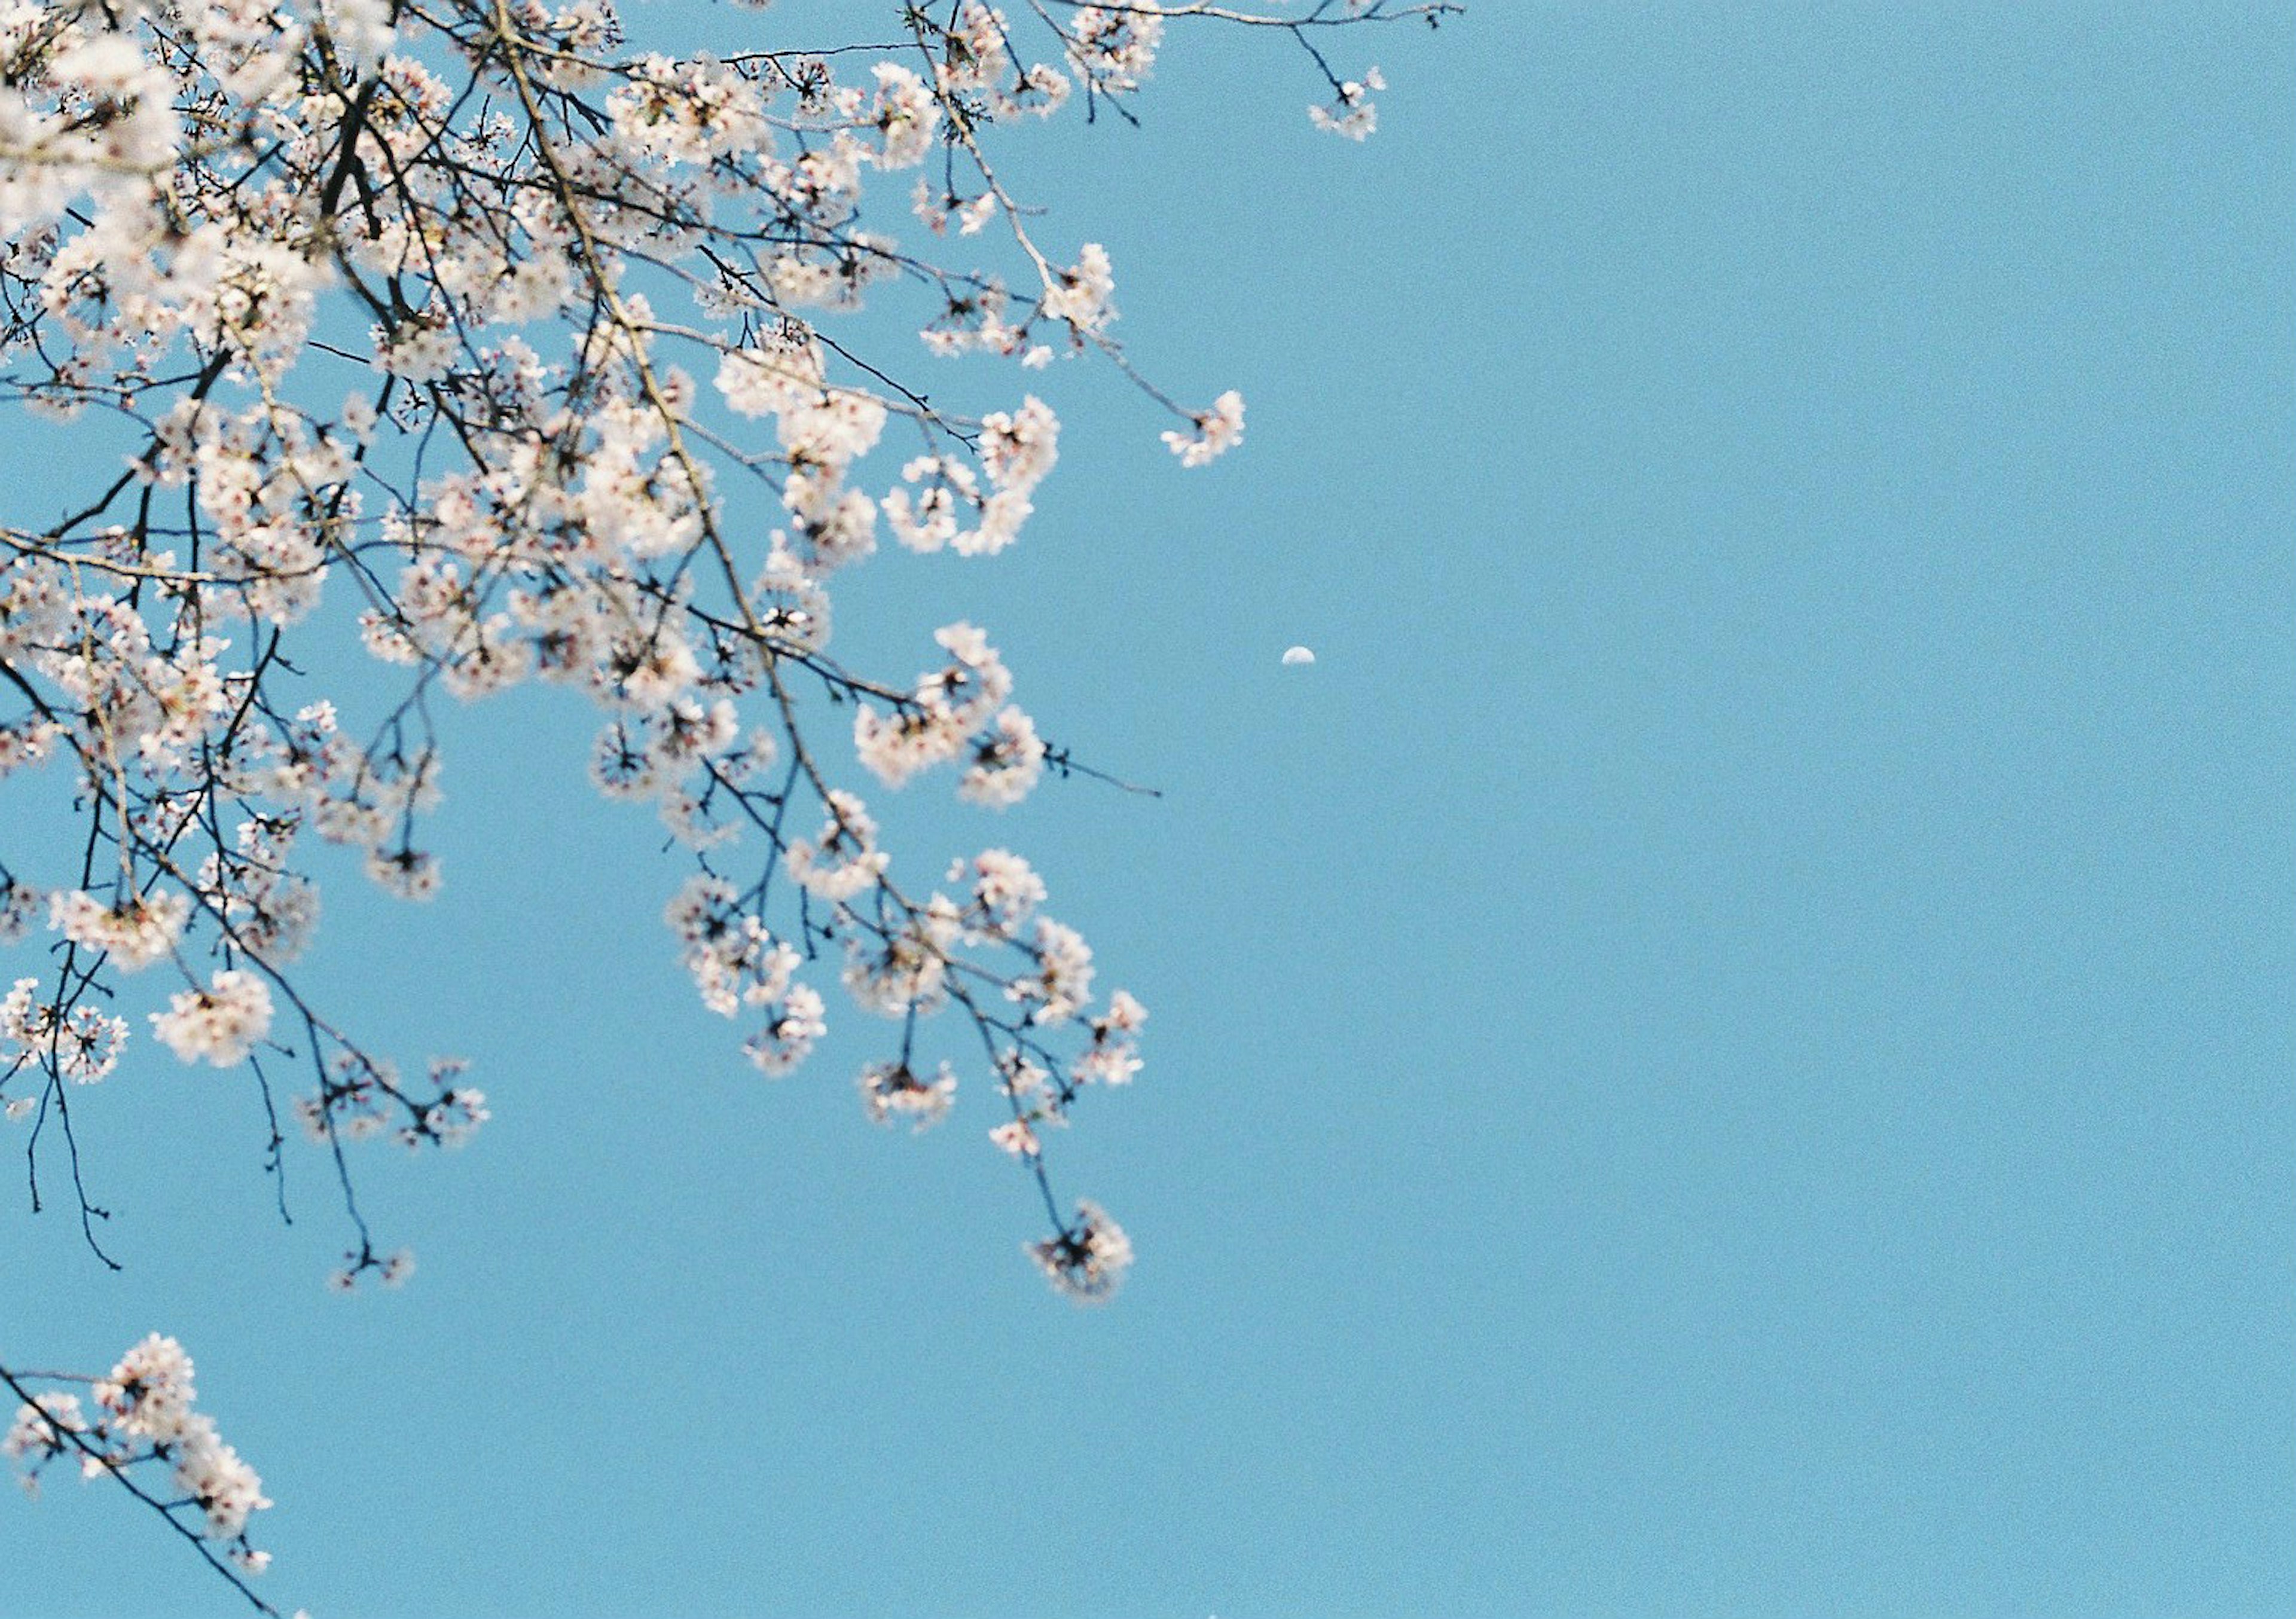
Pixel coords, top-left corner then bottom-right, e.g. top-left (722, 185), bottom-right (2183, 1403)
top-left (8, 4), bottom-right (2293, 1615)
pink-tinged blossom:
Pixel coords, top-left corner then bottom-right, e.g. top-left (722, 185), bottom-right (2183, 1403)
top-left (842, 902), bottom-right (959, 1018)
top-left (947, 849), bottom-right (1046, 941)
top-left (786, 791), bottom-right (889, 900)
top-left (858, 1061), bottom-right (957, 1130)
top-left (1065, 8), bottom-right (1165, 93)
top-left (745, 985), bottom-right (828, 1076)
top-left (1008, 919), bottom-right (1095, 1026)
top-left (93, 1334), bottom-right (197, 1443)
top-left (961, 707), bottom-right (1046, 808)
top-left (0, 882), bottom-right (41, 941)
top-left (989, 1119), bottom-right (1040, 1156)
top-left (1026, 1200), bottom-right (1134, 1303)
top-left (664, 875), bottom-right (801, 1015)
top-left (3, 1392), bottom-right (86, 1481)
top-left (1310, 66), bottom-right (1387, 140)
top-left (405, 1083), bottom-right (488, 1150)
top-left (1042, 245), bottom-right (1117, 334)
top-left (170, 1413), bottom-right (271, 1539)
top-left (979, 398), bottom-right (1061, 493)
top-left (149, 970), bottom-right (273, 1067)
top-left (868, 63), bottom-right (940, 169)
top-left (1075, 989), bottom-right (1147, 1086)
top-left (3, 977), bottom-right (129, 1083)
top-left (1162, 390), bottom-right (1247, 467)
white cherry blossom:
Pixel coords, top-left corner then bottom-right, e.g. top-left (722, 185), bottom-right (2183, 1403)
top-left (0, 0), bottom-right (1458, 1597)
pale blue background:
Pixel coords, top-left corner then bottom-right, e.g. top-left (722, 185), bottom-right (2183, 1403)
top-left (7, 5), bottom-right (2292, 1615)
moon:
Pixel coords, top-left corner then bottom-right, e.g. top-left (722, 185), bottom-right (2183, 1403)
top-left (1281, 646), bottom-right (1316, 667)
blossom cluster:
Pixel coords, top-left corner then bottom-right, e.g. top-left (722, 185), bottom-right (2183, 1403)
top-left (4, 1336), bottom-right (274, 1571)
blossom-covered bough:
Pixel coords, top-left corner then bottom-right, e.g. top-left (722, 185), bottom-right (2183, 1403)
top-left (1, 0), bottom-right (1454, 1606)
top-left (3, 1339), bottom-right (276, 1607)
